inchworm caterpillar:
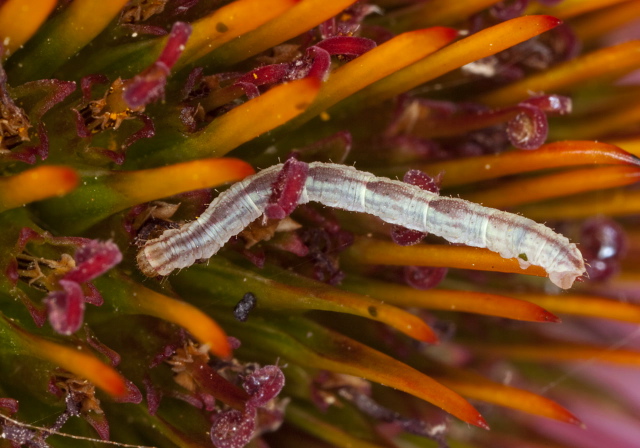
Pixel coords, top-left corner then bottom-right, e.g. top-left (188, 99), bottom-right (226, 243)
top-left (137, 162), bottom-right (585, 289)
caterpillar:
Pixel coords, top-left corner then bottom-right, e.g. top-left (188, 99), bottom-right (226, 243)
top-left (137, 161), bottom-right (585, 289)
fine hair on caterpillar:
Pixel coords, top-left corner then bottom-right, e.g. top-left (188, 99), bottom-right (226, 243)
top-left (137, 160), bottom-right (585, 289)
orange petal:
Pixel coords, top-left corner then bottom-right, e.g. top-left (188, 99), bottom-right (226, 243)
top-left (435, 367), bottom-right (581, 424)
top-left (0, 0), bottom-right (56, 58)
top-left (35, 158), bottom-right (254, 234)
top-left (515, 292), bottom-right (640, 324)
top-left (128, 285), bottom-right (231, 359)
top-left (0, 166), bottom-right (78, 212)
top-left (517, 188), bottom-right (640, 220)
top-left (7, 0), bottom-right (130, 83)
top-left (346, 15), bottom-right (562, 108)
top-left (209, 0), bottom-right (360, 68)
top-left (344, 237), bottom-right (548, 278)
top-left (380, 141), bottom-right (640, 188)
top-left (471, 342), bottom-right (640, 366)
top-left (478, 40), bottom-right (640, 107)
top-left (111, 158), bottom-right (255, 205)
top-left (342, 278), bottom-right (560, 323)
top-left (175, 0), bottom-right (298, 70)
top-left (149, 78), bottom-right (321, 165)
top-left (464, 166), bottom-right (640, 208)
top-left (10, 318), bottom-right (126, 397)
top-left (527, 0), bottom-right (633, 19)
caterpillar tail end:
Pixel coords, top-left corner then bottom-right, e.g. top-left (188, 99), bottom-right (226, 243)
top-left (137, 247), bottom-right (161, 278)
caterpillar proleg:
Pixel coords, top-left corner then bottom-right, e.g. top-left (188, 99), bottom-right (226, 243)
top-left (137, 161), bottom-right (585, 289)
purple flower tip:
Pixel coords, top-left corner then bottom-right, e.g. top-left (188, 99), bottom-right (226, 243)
top-left (507, 103), bottom-right (548, 150)
top-left (210, 408), bottom-right (256, 448)
top-left (64, 240), bottom-right (122, 284)
top-left (243, 365), bottom-right (285, 408)
top-left (123, 22), bottom-right (191, 109)
top-left (265, 158), bottom-right (309, 220)
top-left (45, 280), bottom-right (85, 335)
top-left (315, 36), bottom-right (377, 56)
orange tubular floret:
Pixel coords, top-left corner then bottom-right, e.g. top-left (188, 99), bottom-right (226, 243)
top-left (210, 0), bottom-right (360, 67)
top-left (344, 238), bottom-right (548, 278)
top-left (435, 368), bottom-right (581, 424)
top-left (383, 141), bottom-right (640, 188)
top-left (478, 40), bottom-right (640, 107)
top-left (303, 27), bottom-right (458, 121)
top-left (518, 189), bottom-right (640, 220)
top-left (175, 78), bottom-right (320, 162)
top-left (174, 0), bottom-right (297, 70)
top-left (350, 15), bottom-right (562, 107)
top-left (0, 166), bottom-right (79, 212)
top-left (516, 292), bottom-right (640, 324)
top-left (0, 0), bottom-right (56, 57)
top-left (463, 166), bottom-right (640, 208)
top-left (342, 279), bottom-right (560, 322)
top-left (128, 283), bottom-right (231, 359)
top-left (111, 158), bottom-right (255, 205)
top-left (526, 0), bottom-right (633, 19)
top-left (471, 343), bottom-right (640, 366)
top-left (22, 334), bottom-right (126, 397)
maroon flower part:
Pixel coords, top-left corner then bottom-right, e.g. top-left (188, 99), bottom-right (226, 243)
top-left (112, 378), bottom-right (143, 404)
top-left (44, 240), bottom-right (122, 335)
top-left (265, 158), bottom-right (310, 220)
top-left (581, 217), bottom-right (628, 282)
top-left (315, 36), bottom-right (377, 57)
top-left (143, 375), bottom-right (163, 416)
top-left (403, 266), bottom-right (448, 291)
top-left (507, 94), bottom-right (571, 150)
top-left (506, 103), bottom-right (549, 149)
top-left (210, 408), bottom-right (256, 448)
top-left (63, 240), bottom-right (122, 284)
top-left (45, 280), bottom-right (84, 336)
top-left (391, 170), bottom-right (442, 246)
top-left (73, 23), bottom-right (189, 164)
top-left (385, 94), bottom-right (571, 152)
top-left (243, 365), bottom-right (285, 408)
top-left (305, 46), bottom-right (332, 81)
top-left (84, 325), bottom-right (121, 366)
top-left (124, 21), bottom-right (192, 109)
top-left (80, 74), bottom-right (109, 102)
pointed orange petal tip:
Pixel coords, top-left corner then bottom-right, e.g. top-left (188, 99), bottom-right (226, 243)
top-left (474, 414), bottom-right (490, 430)
top-left (420, 26), bottom-right (459, 41)
top-left (542, 311), bottom-right (562, 323)
top-left (539, 14), bottom-right (563, 28)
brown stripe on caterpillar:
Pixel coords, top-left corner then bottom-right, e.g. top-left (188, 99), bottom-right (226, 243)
top-left (137, 161), bottom-right (585, 288)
